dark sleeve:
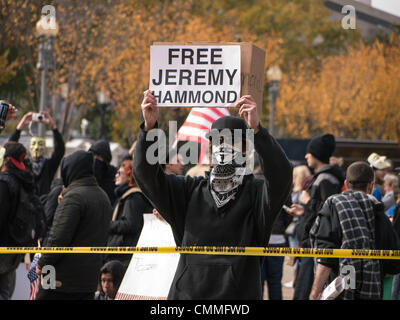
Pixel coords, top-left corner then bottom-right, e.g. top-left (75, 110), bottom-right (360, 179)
top-left (43, 186), bottom-right (62, 230)
top-left (0, 181), bottom-right (12, 233)
top-left (254, 124), bottom-right (293, 227)
top-left (393, 204), bottom-right (400, 237)
top-left (299, 178), bottom-right (341, 247)
top-left (109, 193), bottom-right (151, 235)
top-left (374, 206), bottom-right (400, 275)
top-left (38, 192), bottom-right (81, 267)
top-left (47, 129), bottom-right (65, 176)
top-left (319, 179), bottom-right (341, 204)
top-left (132, 122), bottom-right (201, 241)
top-left (8, 129), bottom-right (21, 142)
top-left (310, 199), bottom-right (341, 270)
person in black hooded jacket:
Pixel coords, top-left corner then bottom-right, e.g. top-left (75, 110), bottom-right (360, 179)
top-left (89, 140), bottom-right (117, 205)
top-left (133, 91), bottom-right (292, 300)
top-left (35, 150), bottom-right (112, 300)
top-left (0, 142), bottom-right (38, 299)
top-left (289, 133), bottom-right (345, 300)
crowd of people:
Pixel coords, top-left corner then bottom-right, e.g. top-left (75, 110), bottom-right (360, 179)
top-left (0, 94), bottom-right (400, 300)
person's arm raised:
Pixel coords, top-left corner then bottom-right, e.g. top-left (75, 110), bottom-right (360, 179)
top-left (236, 95), bottom-right (292, 219)
top-left (132, 90), bottom-right (199, 244)
top-left (142, 90), bottom-right (159, 132)
top-left (9, 112), bottom-right (33, 142)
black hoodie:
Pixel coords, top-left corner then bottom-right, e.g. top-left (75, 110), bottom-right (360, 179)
top-left (38, 150), bottom-right (112, 293)
top-left (297, 164), bottom-right (345, 248)
top-left (0, 168), bottom-right (38, 274)
top-left (133, 122), bottom-right (292, 300)
top-left (89, 140), bottom-right (117, 204)
top-left (89, 140), bottom-right (112, 163)
top-left (60, 150), bottom-right (94, 187)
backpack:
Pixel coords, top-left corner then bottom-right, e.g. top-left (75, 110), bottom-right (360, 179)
top-left (0, 172), bottom-right (46, 246)
top-left (9, 186), bottom-right (47, 246)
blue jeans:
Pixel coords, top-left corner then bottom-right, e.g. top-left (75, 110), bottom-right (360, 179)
top-left (261, 243), bottom-right (285, 300)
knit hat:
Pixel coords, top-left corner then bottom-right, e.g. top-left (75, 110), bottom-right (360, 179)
top-left (4, 142), bottom-right (27, 170)
top-left (205, 116), bottom-right (249, 142)
top-left (306, 134), bottom-right (336, 164)
top-left (367, 153), bottom-right (391, 170)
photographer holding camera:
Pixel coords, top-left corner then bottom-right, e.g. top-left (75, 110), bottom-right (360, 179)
top-left (8, 111), bottom-right (65, 196)
top-left (0, 101), bottom-right (18, 133)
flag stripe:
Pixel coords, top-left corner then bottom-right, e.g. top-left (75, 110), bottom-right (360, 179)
top-left (209, 108), bottom-right (230, 118)
top-left (176, 107), bottom-right (229, 164)
top-left (183, 116), bottom-right (213, 128)
top-left (190, 111), bottom-right (217, 124)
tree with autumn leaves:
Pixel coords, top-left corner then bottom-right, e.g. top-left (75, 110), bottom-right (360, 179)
top-left (276, 35), bottom-right (400, 140)
top-left (0, 0), bottom-right (399, 144)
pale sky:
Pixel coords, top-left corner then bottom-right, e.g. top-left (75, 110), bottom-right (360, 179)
top-left (371, 0), bottom-right (400, 17)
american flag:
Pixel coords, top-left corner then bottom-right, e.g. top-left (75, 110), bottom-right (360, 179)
top-left (27, 253), bottom-right (41, 300)
top-left (175, 107), bottom-right (230, 164)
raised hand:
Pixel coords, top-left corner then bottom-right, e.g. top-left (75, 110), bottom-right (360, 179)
top-left (141, 90), bottom-right (159, 131)
top-left (16, 112), bottom-right (34, 130)
top-left (235, 95), bottom-right (259, 133)
top-left (6, 104), bottom-right (18, 121)
top-left (40, 111), bottom-right (57, 130)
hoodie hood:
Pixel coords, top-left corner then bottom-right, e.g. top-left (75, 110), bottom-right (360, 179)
top-left (61, 150), bottom-right (94, 187)
top-left (0, 168), bottom-right (35, 192)
top-left (89, 140), bottom-right (112, 163)
top-left (98, 260), bottom-right (125, 294)
top-left (315, 163), bottom-right (345, 187)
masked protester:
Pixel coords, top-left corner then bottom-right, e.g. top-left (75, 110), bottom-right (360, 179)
top-left (132, 90), bottom-right (292, 300)
top-left (8, 111), bottom-right (65, 196)
top-left (0, 143), bottom-right (39, 299)
top-left (35, 150), bottom-right (112, 300)
top-left (89, 140), bottom-right (118, 205)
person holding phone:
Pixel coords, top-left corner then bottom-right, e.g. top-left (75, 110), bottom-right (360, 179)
top-left (0, 101), bottom-right (18, 133)
top-left (8, 111), bottom-right (65, 196)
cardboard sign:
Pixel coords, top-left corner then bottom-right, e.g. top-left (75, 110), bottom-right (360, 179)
top-left (152, 42), bottom-right (266, 113)
top-left (150, 45), bottom-right (241, 107)
top-left (115, 214), bottom-right (179, 300)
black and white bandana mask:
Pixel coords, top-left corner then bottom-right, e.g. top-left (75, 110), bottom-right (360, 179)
top-left (209, 143), bottom-right (251, 208)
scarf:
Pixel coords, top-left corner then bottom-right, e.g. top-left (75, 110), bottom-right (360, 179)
top-left (209, 143), bottom-right (250, 209)
top-left (31, 157), bottom-right (46, 177)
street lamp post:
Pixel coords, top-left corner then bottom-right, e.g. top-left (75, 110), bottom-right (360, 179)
top-left (97, 90), bottom-right (111, 140)
top-left (267, 65), bottom-right (282, 137)
top-left (36, 14), bottom-right (58, 138)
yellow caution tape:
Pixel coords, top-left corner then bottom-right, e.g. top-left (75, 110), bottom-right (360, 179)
top-left (0, 246), bottom-right (400, 259)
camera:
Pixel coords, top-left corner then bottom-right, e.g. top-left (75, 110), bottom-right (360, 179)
top-left (32, 113), bottom-right (44, 122)
top-left (0, 100), bottom-right (10, 130)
